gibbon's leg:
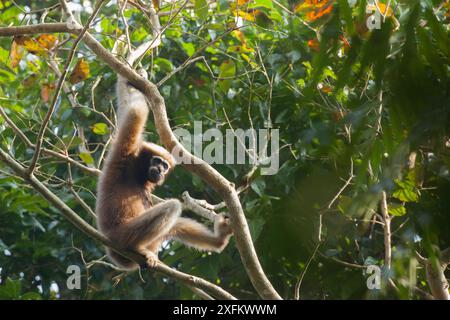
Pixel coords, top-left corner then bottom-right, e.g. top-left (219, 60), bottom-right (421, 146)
top-left (119, 199), bottom-right (182, 266)
top-left (114, 75), bottom-right (149, 157)
top-left (169, 214), bottom-right (233, 253)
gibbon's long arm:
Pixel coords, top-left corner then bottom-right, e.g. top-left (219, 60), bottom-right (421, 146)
top-left (114, 75), bottom-right (149, 157)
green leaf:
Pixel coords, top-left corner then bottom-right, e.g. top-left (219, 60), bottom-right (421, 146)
top-left (248, 217), bottom-right (265, 241)
top-left (0, 278), bottom-right (21, 299)
top-left (92, 122), bottom-right (109, 135)
top-left (392, 179), bottom-right (419, 202)
top-left (21, 292), bottom-right (42, 300)
top-left (154, 57), bottom-right (174, 73)
top-left (218, 60), bottom-right (236, 93)
top-left (337, 195), bottom-right (352, 214)
top-left (79, 152), bottom-right (94, 165)
top-left (388, 203), bottom-right (407, 216)
top-left (194, 0), bottom-right (208, 21)
top-left (250, 179), bottom-right (266, 197)
top-left (181, 42), bottom-right (195, 57)
top-left (249, 0), bottom-right (273, 9)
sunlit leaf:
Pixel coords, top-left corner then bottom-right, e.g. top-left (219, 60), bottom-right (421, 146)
top-left (388, 203), bottom-right (407, 216)
top-left (23, 38), bottom-right (45, 55)
top-left (366, 3), bottom-right (394, 17)
top-left (79, 152), bottom-right (94, 165)
top-left (36, 34), bottom-right (57, 50)
top-left (92, 122), bottom-right (109, 135)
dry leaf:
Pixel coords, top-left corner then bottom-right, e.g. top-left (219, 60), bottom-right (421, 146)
top-left (10, 40), bottom-right (24, 68)
top-left (41, 83), bottom-right (55, 103)
top-left (36, 34), bottom-right (57, 50)
top-left (13, 36), bottom-right (31, 45)
top-left (307, 39), bottom-right (320, 52)
top-left (69, 59), bottom-right (90, 84)
top-left (23, 74), bottom-right (38, 87)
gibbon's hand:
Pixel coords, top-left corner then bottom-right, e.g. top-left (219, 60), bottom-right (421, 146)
top-left (214, 214), bottom-right (233, 237)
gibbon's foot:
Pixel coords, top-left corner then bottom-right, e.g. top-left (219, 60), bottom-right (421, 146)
top-left (215, 214), bottom-right (233, 236)
top-left (145, 251), bottom-right (159, 269)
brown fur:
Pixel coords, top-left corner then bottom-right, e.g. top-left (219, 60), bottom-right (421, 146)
top-left (96, 75), bottom-right (232, 269)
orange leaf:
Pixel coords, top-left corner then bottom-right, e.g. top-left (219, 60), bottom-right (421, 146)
top-left (69, 59), bottom-right (90, 84)
top-left (295, 0), bottom-right (334, 22)
top-left (41, 83), bottom-right (55, 103)
top-left (320, 84), bottom-right (333, 93)
top-left (339, 35), bottom-right (350, 50)
top-left (307, 39), bottom-right (320, 52)
top-left (36, 34), bottom-right (57, 50)
top-left (10, 40), bottom-right (24, 68)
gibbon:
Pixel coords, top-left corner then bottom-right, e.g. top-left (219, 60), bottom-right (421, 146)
top-left (96, 72), bottom-right (233, 269)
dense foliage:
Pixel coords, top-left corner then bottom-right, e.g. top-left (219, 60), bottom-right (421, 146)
top-left (0, 0), bottom-right (449, 299)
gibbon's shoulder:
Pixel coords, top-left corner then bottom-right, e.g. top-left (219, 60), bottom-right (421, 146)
top-left (142, 142), bottom-right (176, 168)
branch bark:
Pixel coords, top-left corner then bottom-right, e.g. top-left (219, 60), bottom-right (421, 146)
top-left (423, 248), bottom-right (450, 300)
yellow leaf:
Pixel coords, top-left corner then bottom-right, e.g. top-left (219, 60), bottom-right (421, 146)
top-left (233, 9), bottom-right (261, 21)
top-left (69, 59), bottom-right (90, 84)
top-left (232, 30), bottom-right (246, 43)
top-left (23, 38), bottom-right (46, 54)
top-left (367, 3), bottom-right (393, 17)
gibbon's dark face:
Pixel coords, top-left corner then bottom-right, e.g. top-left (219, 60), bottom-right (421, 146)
top-left (148, 155), bottom-right (170, 184)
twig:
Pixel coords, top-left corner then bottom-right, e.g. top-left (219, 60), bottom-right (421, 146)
top-left (380, 191), bottom-right (391, 270)
top-left (294, 243), bottom-right (320, 300)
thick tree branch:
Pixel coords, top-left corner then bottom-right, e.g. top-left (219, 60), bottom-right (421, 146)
top-left (0, 147), bottom-right (236, 300)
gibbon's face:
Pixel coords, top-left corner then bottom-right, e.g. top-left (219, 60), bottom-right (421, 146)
top-left (148, 155), bottom-right (171, 184)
